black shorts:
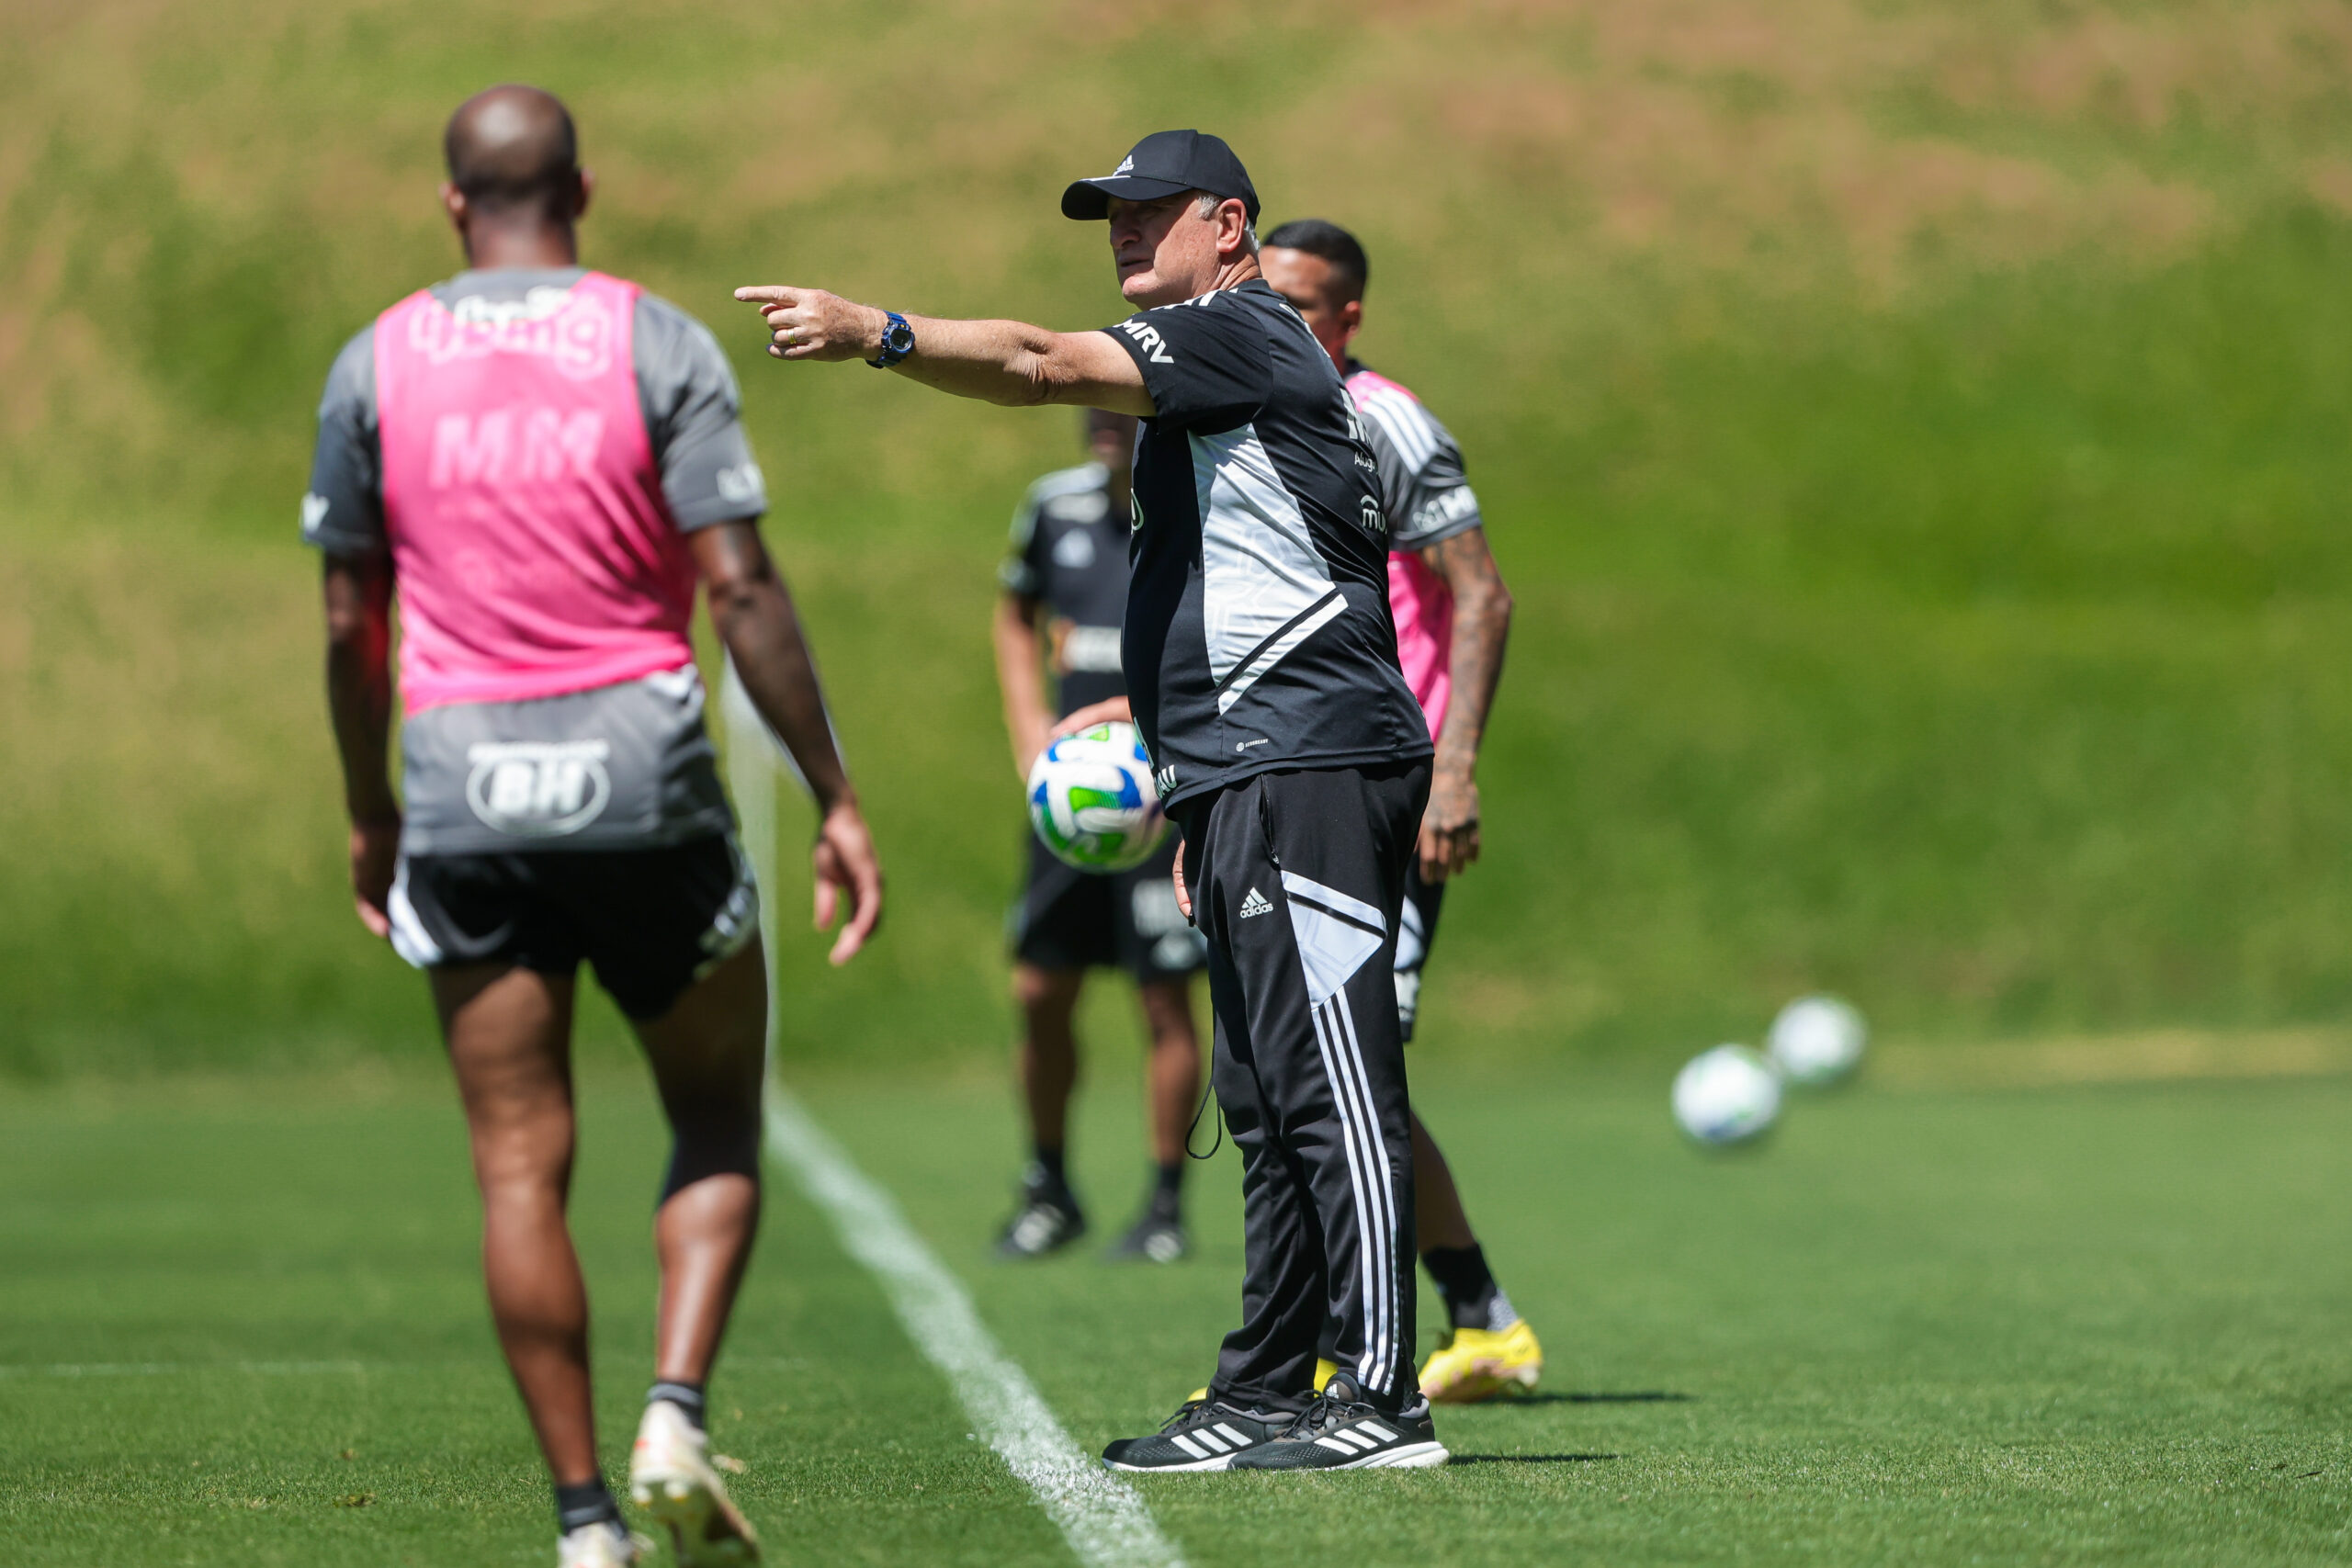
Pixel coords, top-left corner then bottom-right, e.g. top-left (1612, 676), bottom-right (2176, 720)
top-left (1010, 831), bottom-right (1206, 982)
top-left (1394, 863), bottom-right (1446, 1042)
top-left (387, 834), bottom-right (759, 1021)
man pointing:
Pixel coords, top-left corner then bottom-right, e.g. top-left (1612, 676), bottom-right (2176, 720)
top-left (738, 130), bottom-right (1446, 1470)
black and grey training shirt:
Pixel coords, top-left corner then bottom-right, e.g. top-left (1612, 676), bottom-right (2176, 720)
top-left (1100, 279), bottom-right (1430, 809)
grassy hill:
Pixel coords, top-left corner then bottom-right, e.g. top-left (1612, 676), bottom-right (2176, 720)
top-left (8, 0), bottom-right (2352, 1074)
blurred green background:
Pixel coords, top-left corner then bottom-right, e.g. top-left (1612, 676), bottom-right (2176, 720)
top-left (9, 0), bottom-right (2352, 1077)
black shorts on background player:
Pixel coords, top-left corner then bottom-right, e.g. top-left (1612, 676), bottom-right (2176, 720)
top-left (391, 836), bottom-right (757, 1021)
top-left (1012, 833), bottom-right (1205, 981)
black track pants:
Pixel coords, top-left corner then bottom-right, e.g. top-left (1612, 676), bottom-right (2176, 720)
top-left (1177, 761), bottom-right (1430, 1414)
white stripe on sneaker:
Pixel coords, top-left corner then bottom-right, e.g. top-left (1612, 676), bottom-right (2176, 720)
top-left (1191, 1430), bottom-right (1230, 1454)
top-left (1315, 1438), bottom-right (1358, 1455)
top-left (1360, 1424), bottom-right (1397, 1443)
top-left (1170, 1434), bottom-right (1208, 1460)
top-left (1213, 1424), bottom-right (1251, 1447)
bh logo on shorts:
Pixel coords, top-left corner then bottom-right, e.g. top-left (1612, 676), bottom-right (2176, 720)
top-left (465, 740), bottom-right (612, 837)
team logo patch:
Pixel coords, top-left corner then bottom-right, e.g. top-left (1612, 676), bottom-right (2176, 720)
top-left (465, 740), bottom-right (612, 836)
top-left (1238, 886), bottom-right (1273, 919)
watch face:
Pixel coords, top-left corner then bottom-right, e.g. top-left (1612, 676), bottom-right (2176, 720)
top-left (886, 322), bottom-right (915, 354)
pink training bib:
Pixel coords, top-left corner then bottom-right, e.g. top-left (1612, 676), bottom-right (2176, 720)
top-left (1346, 367), bottom-right (1453, 743)
top-left (375, 271), bottom-right (697, 715)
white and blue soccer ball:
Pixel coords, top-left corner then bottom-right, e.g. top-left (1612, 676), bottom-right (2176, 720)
top-left (1026, 720), bottom-right (1168, 874)
top-left (1672, 1044), bottom-right (1782, 1147)
top-left (1766, 995), bottom-right (1868, 1087)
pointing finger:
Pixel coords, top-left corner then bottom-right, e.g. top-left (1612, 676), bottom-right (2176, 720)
top-left (735, 286), bottom-right (797, 305)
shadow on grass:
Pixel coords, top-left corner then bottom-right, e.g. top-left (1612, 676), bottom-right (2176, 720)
top-left (1448, 1452), bottom-right (1622, 1465)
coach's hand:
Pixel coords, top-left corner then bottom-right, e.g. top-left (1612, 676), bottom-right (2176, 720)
top-left (1047, 696), bottom-right (1135, 741)
top-left (1419, 769), bottom-right (1481, 884)
top-left (350, 814), bottom-right (401, 940)
top-left (812, 800), bottom-right (885, 965)
top-left (734, 286), bottom-right (885, 363)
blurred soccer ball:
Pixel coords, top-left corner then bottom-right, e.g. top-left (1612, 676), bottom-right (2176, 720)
top-left (1026, 721), bottom-right (1168, 874)
top-left (1672, 1044), bottom-right (1781, 1146)
top-left (1766, 995), bottom-right (1868, 1086)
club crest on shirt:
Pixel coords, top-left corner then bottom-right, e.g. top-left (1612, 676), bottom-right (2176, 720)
top-left (410, 286), bottom-right (616, 381)
top-left (465, 740), bottom-right (613, 836)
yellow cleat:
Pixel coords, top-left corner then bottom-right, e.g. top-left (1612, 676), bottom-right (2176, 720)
top-left (1188, 1357), bottom-right (1340, 1404)
top-left (1417, 1320), bottom-right (1544, 1404)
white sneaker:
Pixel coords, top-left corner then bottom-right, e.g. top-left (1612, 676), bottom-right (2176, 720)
top-left (558, 1520), bottom-right (650, 1568)
top-left (628, 1400), bottom-right (762, 1565)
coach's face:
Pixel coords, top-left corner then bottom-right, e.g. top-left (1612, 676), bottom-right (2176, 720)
top-left (1108, 191), bottom-right (1247, 310)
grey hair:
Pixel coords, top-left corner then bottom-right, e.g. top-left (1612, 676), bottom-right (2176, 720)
top-left (1196, 189), bottom-right (1260, 255)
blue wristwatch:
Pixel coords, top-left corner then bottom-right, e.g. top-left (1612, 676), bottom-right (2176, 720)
top-left (868, 310), bottom-right (915, 368)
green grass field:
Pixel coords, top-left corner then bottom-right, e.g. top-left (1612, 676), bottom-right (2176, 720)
top-left (6, 1058), bottom-right (2346, 1566)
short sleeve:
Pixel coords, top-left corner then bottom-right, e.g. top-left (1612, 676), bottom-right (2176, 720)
top-left (1100, 297), bottom-right (1271, 434)
top-left (1001, 484), bottom-right (1049, 597)
top-left (635, 294), bottom-right (767, 530)
top-left (1358, 391), bottom-right (1485, 551)
top-left (302, 326), bottom-right (387, 557)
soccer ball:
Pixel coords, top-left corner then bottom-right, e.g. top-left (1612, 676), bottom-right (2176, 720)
top-left (1672, 1044), bottom-right (1781, 1147)
top-left (1026, 720), bottom-right (1168, 874)
top-left (1766, 995), bottom-right (1867, 1087)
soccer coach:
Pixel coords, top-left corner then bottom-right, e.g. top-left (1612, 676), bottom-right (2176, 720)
top-left (736, 130), bottom-right (1445, 1470)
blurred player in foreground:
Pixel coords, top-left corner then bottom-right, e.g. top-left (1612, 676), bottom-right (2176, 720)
top-left (1261, 221), bottom-right (1540, 1402)
top-left (739, 129), bottom-right (1448, 1470)
top-left (306, 85), bottom-right (881, 1567)
top-left (993, 410), bottom-right (1206, 1263)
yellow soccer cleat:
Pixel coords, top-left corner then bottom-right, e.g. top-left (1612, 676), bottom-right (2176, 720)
top-left (1187, 1357), bottom-right (1340, 1404)
top-left (1417, 1319), bottom-right (1544, 1404)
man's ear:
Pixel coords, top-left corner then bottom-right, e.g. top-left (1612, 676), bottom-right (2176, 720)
top-left (1218, 197), bottom-right (1252, 259)
top-left (439, 180), bottom-right (468, 233)
top-left (1340, 297), bottom-right (1363, 347)
top-left (572, 168), bottom-right (594, 222)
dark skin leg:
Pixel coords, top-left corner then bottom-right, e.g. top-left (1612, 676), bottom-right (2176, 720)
top-left (1413, 1111), bottom-right (1477, 1252)
top-left (1013, 963), bottom-right (1085, 1157)
top-left (1013, 966), bottom-right (1202, 1174)
top-left (435, 963), bottom-right (600, 1488)
top-left (436, 942), bottom-right (769, 1494)
top-left (633, 942), bottom-right (768, 1386)
top-left (1135, 976), bottom-right (1203, 1170)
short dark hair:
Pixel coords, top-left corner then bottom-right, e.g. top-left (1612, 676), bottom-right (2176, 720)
top-left (444, 85), bottom-right (581, 221)
top-left (1261, 219), bottom-right (1368, 303)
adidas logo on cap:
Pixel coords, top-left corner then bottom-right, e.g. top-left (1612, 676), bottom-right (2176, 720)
top-left (1114, 154), bottom-right (1136, 175)
top-left (1238, 887), bottom-right (1272, 919)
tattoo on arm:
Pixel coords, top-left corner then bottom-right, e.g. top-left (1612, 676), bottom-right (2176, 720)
top-left (1420, 526), bottom-right (1514, 778)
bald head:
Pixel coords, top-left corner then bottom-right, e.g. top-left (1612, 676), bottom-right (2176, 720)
top-left (444, 85), bottom-right (581, 224)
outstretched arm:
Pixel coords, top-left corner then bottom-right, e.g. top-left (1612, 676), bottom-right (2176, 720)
top-left (691, 519), bottom-right (883, 965)
top-left (732, 287), bottom-right (1155, 416)
top-left (322, 551), bottom-right (401, 938)
top-left (1418, 525), bottom-right (1515, 883)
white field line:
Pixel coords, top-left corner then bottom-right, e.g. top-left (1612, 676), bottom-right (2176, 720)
top-left (722, 669), bottom-right (1183, 1568)
top-left (763, 1091), bottom-right (1187, 1568)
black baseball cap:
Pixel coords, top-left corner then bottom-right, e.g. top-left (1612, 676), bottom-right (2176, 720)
top-left (1061, 130), bottom-right (1261, 224)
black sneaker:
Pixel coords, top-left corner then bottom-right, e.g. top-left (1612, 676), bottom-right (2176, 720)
top-left (1102, 1209), bottom-right (1189, 1264)
top-left (994, 1168), bottom-right (1085, 1259)
top-left (1101, 1397), bottom-right (1287, 1472)
top-left (1226, 1373), bottom-right (1449, 1471)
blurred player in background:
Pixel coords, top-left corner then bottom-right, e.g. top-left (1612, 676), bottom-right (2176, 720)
top-left (1261, 220), bottom-right (1541, 1403)
top-left (305, 85), bottom-right (881, 1567)
top-left (992, 410), bottom-right (1205, 1263)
